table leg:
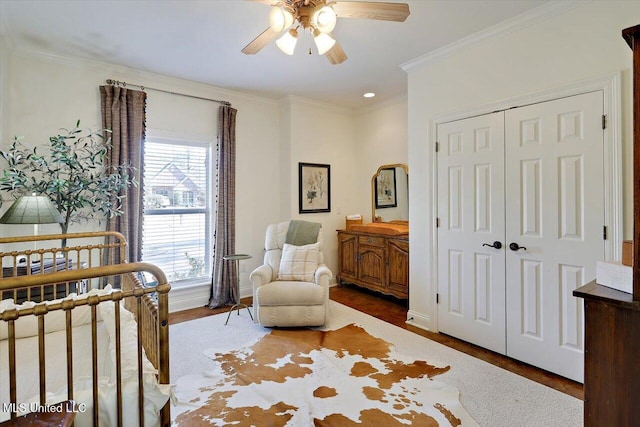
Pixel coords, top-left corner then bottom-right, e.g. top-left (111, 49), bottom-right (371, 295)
top-left (224, 259), bottom-right (254, 325)
top-left (224, 301), bottom-right (254, 325)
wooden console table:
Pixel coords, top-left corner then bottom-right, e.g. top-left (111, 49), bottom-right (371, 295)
top-left (574, 281), bottom-right (640, 426)
top-left (1, 258), bottom-right (82, 303)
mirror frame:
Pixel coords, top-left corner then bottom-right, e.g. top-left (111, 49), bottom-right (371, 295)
top-left (371, 163), bottom-right (408, 222)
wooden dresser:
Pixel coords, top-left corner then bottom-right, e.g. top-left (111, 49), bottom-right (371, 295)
top-left (574, 282), bottom-right (640, 426)
top-left (337, 229), bottom-right (409, 299)
top-left (573, 24), bottom-right (640, 427)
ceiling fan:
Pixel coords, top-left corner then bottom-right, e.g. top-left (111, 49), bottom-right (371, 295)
top-left (242, 0), bottom-right (410, 65)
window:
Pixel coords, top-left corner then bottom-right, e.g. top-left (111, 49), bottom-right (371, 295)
top-left (142, 139), bottom-right (211, 285)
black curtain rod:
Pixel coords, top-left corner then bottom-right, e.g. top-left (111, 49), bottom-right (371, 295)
top-left (106, 79), bottom-right (232, 107)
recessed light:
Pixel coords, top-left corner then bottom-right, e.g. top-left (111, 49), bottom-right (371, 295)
top-left (363, 92), bottom-right (376, 98)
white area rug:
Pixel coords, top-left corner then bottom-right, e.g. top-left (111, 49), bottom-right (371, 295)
top-left (170, 301), bottom-right (582, 426)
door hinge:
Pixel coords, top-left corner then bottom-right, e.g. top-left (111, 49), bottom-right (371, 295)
top-left (436, 293), bottom-right (440, 304)
top-left (435, 142), bottom-right (440, 153)
top-left (436, 218), bottom-right (440, 228)
top-left (602, 115), bottom-right (607, 130)
top-left (603, 225), bottom-right (608, 240)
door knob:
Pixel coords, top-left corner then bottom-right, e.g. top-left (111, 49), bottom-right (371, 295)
top-left (509, 242), bottom-right (527, 251)
top-left (482, 241), bottom-right (502, 249)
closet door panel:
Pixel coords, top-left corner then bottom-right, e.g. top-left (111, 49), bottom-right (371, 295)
top-left (505, 91), bottom-right (604, 383)
top-left (437, 112), bottom-right (506, 354)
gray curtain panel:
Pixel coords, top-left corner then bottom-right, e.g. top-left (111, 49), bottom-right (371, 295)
top-left (99, 85), bottom-right (147, 264)
top-left (209, 105), bottom-right (237, 308)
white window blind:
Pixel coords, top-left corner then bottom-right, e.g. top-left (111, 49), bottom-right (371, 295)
top-left (142, 139), bottom-right (211, 284)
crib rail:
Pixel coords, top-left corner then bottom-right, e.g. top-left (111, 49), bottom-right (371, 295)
top-left (0, 262), bottom-right (170, 427)
top-left (0, 231), bottom-right (127, 302)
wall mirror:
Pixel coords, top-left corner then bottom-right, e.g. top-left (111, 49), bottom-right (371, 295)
top-left (371, 163), bottom-right (408, 223)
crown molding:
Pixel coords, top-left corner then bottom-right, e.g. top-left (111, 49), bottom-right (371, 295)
top-left (401, 0), bottom-right (584, 72)
top-left (10, 45), bottom-right (279, 108)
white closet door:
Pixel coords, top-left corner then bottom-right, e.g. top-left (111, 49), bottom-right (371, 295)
top-left (437, 112), bottom-right (506, 354)
top-left (504, 91), bottom-right (604, 382)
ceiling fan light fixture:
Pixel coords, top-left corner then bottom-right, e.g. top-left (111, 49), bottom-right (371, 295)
top-left (276, 28), bottom-right (298, 55)
top-left (312, 6), bottom-right (337, 33)
top-left (269, 6), bottom-right (294, 32)
top-left (314, 31), bottom-right (336, 55)
top-left (243, 1), bottom-right (410, 65)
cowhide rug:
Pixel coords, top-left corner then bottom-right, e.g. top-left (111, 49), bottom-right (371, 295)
top-left (171, 323), bottom-right (478, 426)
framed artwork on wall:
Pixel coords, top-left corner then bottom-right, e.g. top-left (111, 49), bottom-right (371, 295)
top-left (375, 167), bottom-right (397, 208)
top-left (299, 162), bottom-right (331, 213)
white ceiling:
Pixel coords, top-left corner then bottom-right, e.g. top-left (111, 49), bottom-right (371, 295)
top-left (0, 0), bottom-right (551, 109)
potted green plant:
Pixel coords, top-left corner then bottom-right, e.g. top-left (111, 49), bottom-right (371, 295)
top-left (0, 121), bottom-right (137, 246)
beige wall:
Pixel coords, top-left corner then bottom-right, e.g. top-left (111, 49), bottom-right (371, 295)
top-left (0, 46), bottom-right (403, 310)
top-left (405, 1), bottom-right (640, 330)
top-left (5, 3), bottom-right (633, 323)
top-left (354, 97), bottom-right (409, 223)
top-left (0, 41), bottom-right (8, 149)
top-left (0, 48), bottom-right (282, 310)
top-left (281, 96), bottom-right (359, 276)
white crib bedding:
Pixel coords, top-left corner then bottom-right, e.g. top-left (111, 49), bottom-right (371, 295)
top-left (0, 321), bottom-right (111, 411)
top-left (0, 291), bottom-right (171, 426)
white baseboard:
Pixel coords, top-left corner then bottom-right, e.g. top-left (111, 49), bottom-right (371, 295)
top-left (171, 281), bottom-right (258, 313)
top-left (239, 283), bottom-right (253, 299)
top-left (405, 310), bottom-right (432, 331)
top-left (169, 283), bottom-right (210, 313)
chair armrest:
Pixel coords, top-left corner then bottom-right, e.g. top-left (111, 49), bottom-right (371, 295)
top-left (315, 264), bottom-right (332, 287)
top-left (250, 264), bottom-right (273, 289)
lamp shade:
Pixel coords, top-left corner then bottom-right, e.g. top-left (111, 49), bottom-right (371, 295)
top-left (314, 32), bottom-right (336, 55)
top-left (269, 6), bottom-right (294, 32)
top-left (0, 195), bottom-right (64, 224)
top-left (276, 29), bottom-right (298, 55)
top-left (312, 6), bottom-right (337, 33)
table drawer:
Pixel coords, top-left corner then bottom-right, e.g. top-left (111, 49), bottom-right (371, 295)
top-left (358, 235), bottom-right (385, 247)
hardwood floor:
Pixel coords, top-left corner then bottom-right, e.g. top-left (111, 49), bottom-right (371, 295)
top-left (169, 283), bottom-right (583, 400)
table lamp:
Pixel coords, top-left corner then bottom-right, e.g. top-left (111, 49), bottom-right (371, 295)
top-left (0, 194), bottom-right (64, 250)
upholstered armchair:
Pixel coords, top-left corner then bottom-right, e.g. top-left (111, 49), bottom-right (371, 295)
top-left (250, 221), bottom-right (332, 327)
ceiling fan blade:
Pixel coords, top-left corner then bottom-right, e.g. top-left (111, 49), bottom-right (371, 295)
top-left (326, 41), bottom-right (347, 65)
top-left (332, 1), bottom-right (410, 22)
top-left (242, 27), bottom-right (279, 55)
